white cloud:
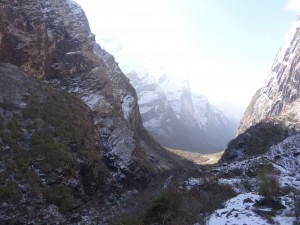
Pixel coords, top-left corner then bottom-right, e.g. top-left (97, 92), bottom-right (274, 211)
top-left (286, 0), bottom-right (300, 11)
top-left (74, 0), bottom-right (268, 106)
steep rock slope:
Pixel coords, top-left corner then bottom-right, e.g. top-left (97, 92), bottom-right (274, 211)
top-left (0, 63), bottom-right (112, 223)
top-left (126, 71), bottom-right (179, 148)
top-left (127, 71), bottom-right (236, 153)
top-left (211, 16), bottom-right (300, 223)
top-left (0, 0), bottom-right (177, 187)
top-left (239, 15), bottom-right (300, 134)
top-left (222, 16), bottom-right (300, 162)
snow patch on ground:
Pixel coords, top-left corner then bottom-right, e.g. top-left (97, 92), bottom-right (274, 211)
top-left (183, 177), bottom-right (205, 191)
top-left (205, 134), bottom-right (300, 224)
top-left (207, 193), bottom-right (297, 225)
top-left (207, 193), bottom-right (269, 225)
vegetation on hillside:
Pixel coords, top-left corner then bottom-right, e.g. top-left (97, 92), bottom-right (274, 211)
top-left (0, 79), bottom-right (109, 213)
top-left (113, 168), bottom-right (236, 225)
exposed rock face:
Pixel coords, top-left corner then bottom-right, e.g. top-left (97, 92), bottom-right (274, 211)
top-left (214, 16), bottom-right (300, 220)
top-left (0, 0), bottom-right (177, 185)
top-left (127, 71), bottom-right (236, 153)
top-left (0, 0), bottom-right (183, 223)
top-left (223, 15), bottom-right (300, 162)
top-left (238, 16), bottom-right (300, 134)
top-left (0, 63), bottom-right (112, 223)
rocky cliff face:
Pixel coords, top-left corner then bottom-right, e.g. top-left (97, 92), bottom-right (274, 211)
top-left (0, 0), bottom-right (176, 180)
top-left (222, 15), bottom-right (300, 162)
top-left (209, 17), bottom-right (300, 224)
top-left (0, 63), bottom-right (113, 223)
top-left (0, 0), bottom-right (180, 223)
top-left (126, 71), bottom-right (236, 153)
top-left (238, 15), bottom-right (300, 134)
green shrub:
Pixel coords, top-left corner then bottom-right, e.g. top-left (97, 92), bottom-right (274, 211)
top-left (15, 153), bottom-right (30, 170)
top-left (7, 116), bottom-right (23, 140)
top-left (242, 179), bottom-right (252, 191)
top-left (1, 131), bottom-right (14, 144)
top-left (59, 197), bottom-right (74, 213)
top-left (0, 115), bottom-right (24, 151)
top-left (146, 190), bottom-right (178, 218)
top-left (127, 189), bottom-right (180, 225)
top-left (24, 169), bottom-right (43, 197)
top-left (111, 173), bottom-right (236, 225)
top-left (117, 214), bottom-right (144, 225)
top-left (257, 166), bottom-right (280, 200)
top-left (191, 183), bottom-right (235, 223)
top-left (0, 121), bottom-right (5, 131)
top-left (291, 190), bottom-right (300, 223)
top-left (244, 122), bottom-right (288, 155)
top-left (44, 184), bottom-right (75, 213)
top-left (0, 182), bottom-right (21, 202)
top-left (22, 99), bottom-right (41, 119)
top-left (30, 130), bottom-right (73, 171)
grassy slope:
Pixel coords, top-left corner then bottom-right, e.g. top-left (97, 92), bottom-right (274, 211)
top-left (166, 148), bottom-right (223, 165)
top-left (0, 66), bottom-right (110, 215)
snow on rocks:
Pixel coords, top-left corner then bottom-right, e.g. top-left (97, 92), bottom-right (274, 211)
top-left (122, 94), bottom-right (135, 121)
top-left (265, 134), bottom-right (300, 176)
top-left (207, 193), bottom-right (297, 225)
top-left (207, 193), bottom-right (269, 225)
top-left (238, 16), bottom-right (300, 133)
top-left (163, 174), bottom-right (174, 189)
top-left (81, 93), bottom-right (102, 109)
top-left (205, 134), bottom-right (300, 224)
top-left (182, 177), bottom-right (206, 191)
top-left (218, 178), bottom-right (243, 194)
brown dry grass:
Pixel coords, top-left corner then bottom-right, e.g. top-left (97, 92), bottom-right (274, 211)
top-left (165, 148), bottom-right (223, 165)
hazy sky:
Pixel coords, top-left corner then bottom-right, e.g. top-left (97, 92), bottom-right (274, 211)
top-left (74, 0), bottom-right (299, 106)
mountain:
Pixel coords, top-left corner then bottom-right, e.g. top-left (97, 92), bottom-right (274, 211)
top-left (0, 63), bottom-right (113, 222)
top-left (126, 70), bottom-right (237, 153)
top-left (206, 15), bottom-right (300, 224)
top-left (238, 15), bottom-right (300, 134)
top-left (222, 15), bottom-right (300, 163)
top-left (3, 0), bottom-right (300, 223)
top-left (0, 0), bottom-right (182, 223)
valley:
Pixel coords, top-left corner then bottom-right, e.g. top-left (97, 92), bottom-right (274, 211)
top-left (0, 0), bottom-right (300, 224)
top-left (125, 71), bottom-right (239, 154)
top-left (166, 148), bottom-right (223, 165)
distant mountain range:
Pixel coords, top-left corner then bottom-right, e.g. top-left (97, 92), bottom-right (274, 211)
top-left (126, 70), bottom-right (240, 153)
